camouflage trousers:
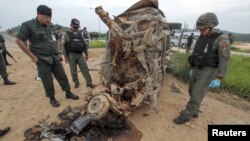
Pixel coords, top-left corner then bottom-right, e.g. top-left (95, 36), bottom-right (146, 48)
top-left (0, 53), bottom-right (8, 78)
top-left (37, 59), bottom-right (70, 97)
top-left (68, 52), bottom-right (92, 85)
top-left (181, 66), bottom-right (216, 120)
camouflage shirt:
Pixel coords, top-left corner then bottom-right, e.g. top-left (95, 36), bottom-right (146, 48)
top-left (212, 29), bottom-right (231, 78)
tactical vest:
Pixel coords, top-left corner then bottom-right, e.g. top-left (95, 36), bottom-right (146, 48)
top-left (83, 31), bottom-right (89, 39)
top-left (189, 32), bottom-right (222, 69)
top-left (66, 31), bottom-right (86, 53)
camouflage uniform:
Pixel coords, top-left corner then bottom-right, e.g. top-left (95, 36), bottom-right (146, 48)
top-left (0, 34), bottom-right (15, 85)
top-left (0, 35), bottom-right (10, 65)
top-left (174, 12), bottom-right (231, 124)
top-left (63, 19), bottom-right (93, 88)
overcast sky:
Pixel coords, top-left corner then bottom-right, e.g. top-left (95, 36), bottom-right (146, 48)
top-left (0, 0), bottom-right (250, 34)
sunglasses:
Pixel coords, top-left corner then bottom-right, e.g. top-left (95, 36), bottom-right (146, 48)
top-left (72, 26), bottom-right (79, 29)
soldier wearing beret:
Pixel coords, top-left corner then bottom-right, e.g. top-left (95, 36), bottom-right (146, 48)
top-left (174, 12), bottom-right (231, 124)
top-left (15, 5), bottom-right (79, 107)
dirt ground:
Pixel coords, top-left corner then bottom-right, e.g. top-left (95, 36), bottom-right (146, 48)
top-left (233, 42), bottom-right (250, 50)
top-left (0, 34), bottom-right (250, 141)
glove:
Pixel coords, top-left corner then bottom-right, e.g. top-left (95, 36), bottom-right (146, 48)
top-left (188, 69), bottom-right (193, 78)
top-left (209, 79), bottom-right (221, 88)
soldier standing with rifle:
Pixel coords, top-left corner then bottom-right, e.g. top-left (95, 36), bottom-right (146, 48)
top-left (15, 5), bottom-right (79, 107)
top-left (0, 33), bottom-right (16, 85)
top-left (0, 33), bottom-right (14, 66)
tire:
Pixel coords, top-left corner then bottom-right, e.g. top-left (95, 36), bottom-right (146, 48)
top-left (87, 95), bottom-right (111, 120)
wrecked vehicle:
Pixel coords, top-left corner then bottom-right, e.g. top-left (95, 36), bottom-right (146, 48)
top-left (24, 0), bottom-right (182, 140)
top-left (86, 0), bottom-right (174, 121)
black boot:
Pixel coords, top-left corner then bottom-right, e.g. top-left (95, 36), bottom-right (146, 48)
top-left (86, 83), bottom-right (94, 88)
top-left (0, 127), bottom-right (10, 137)
top-left (49, 96), bottom-right (60, 107)
top-left (173, 116), bottom-right (190, 125)
top-left (3, 77), bottom-right (16, 85)
top-left (180, 110), bottom-right (199, 118)
top-left (66, 91), bottom-right (79, 100)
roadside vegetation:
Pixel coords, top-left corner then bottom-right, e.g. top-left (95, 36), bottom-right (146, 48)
top-left (89, 40), bottom-right (106, 48)
top-left (169, 52), bottom-right (250, 100)
top-left (231, 45), bottom-right (250, 53)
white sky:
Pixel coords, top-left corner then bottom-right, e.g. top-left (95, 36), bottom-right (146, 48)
top-left (0, 0), bottom-right (250, 33)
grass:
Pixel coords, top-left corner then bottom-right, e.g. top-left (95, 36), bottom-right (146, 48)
top-left (89, 40), bottom-right (106, 48)
top-left (222, 55), bottom-right (250, 100)
top-left (169, 53), bottom-right (250, 100)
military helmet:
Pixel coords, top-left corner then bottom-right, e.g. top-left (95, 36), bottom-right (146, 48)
top-left (196, 12), bottom-right (219, 29)
top-left (70, 18), bottom-right (80, 28)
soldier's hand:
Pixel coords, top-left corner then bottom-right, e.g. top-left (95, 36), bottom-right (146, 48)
top-left (209, 79), bottom-right (221, 88)
top-left (31, 56), bottom-right (38, 63)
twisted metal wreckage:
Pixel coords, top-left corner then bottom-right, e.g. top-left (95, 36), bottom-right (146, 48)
top-left (24, 0), bottom-right (181, 140)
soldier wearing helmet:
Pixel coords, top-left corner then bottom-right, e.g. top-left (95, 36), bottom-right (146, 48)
top-left (63, 18), bottom-right (94, 89)
top-left (174, 12), bottom-right (231, 124)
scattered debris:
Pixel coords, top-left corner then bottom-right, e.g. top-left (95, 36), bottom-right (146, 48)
top-left (171, 82), bottom-right (184, 94)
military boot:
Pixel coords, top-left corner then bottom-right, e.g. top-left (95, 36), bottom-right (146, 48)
top-left (173, 116), bottom-right (190, 125)
top-left (180, 110), bottom-right (199, 118)
top-left (0, 127), bottom-right (10, 137)
top-left (49, 96), bottom-right (60, 107)
top-left (66, 91), bottom-right (79, 100)
top-left (3, 77), bottom-right (16, 85)
top-left (86, 83), bottom-right (94, 88)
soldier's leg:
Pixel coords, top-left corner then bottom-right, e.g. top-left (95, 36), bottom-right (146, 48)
top-left (2, 50), bottom-right (10, 65)
top-left (0, 54), bottom-right (8, 79)
top-left (182, 67), bottom-right (216, 119)
top-left (0, 54), bottom-right (15, 85)
top-left (52, 62), bottom-right (70, 92)
top-left (68, 53), bottom-right (79, 84)
top-left (37, 60), bottom-right (55, 97)
top-left (77, 55), bottom-right (92, 85)
top-left (52, 61), bottom-right (79, 100)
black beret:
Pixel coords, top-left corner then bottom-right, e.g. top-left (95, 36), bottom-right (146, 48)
top-left (37, 5), bottom-right (52, 16)
top-left (70, 18), bottom-right (80, 28)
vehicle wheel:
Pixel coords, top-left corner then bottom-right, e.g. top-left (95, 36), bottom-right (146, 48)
top-left (87, 95), bottom-right (111, 120)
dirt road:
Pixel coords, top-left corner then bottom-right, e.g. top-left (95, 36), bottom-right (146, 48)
top-left (0, 34), bottom-right (249, 141)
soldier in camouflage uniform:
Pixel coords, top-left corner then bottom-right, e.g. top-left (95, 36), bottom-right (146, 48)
top-left (0, 34), bottom-right (16, 85)
top-left (174, 12), bottom-right (231, 124)
top-left (63, 18), bottom-right (94, 89)
top-left (15, 5), bottom-right (79, 108)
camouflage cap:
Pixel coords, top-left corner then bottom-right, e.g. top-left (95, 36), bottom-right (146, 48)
top-left (37, 5), bottom-right (52, 16)
top-left (71, 18), bottom-right (80, 28)
top-left (196, 12), bottom-right (219, 29)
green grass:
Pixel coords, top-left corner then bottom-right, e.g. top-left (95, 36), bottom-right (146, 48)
top-left (89, 40), bottom-right (106, 48)
top-left (222, 55), bottom-right (250, 100)
top-left (169, 52), bottom-right (190, 82)
top-left (169, 53), bottom-right (250, 100)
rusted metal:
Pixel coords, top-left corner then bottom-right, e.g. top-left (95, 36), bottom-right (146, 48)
top-left (24, 0), bottom-right (178, 140)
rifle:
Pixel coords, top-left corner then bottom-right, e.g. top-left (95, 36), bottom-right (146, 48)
top-left (5, 49), bottom-right (17, 63)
